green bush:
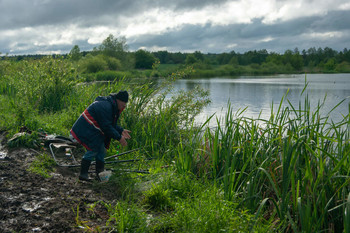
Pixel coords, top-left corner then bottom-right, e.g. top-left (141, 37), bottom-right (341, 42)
top-left (336, 61), bottom-right (350, 73)
top-left (79, 54), bottom-right (108, 73)
top-left (104, 56), bottom-right (122, 70)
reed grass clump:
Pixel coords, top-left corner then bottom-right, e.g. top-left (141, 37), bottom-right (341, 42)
top-left (0, 56), bottom-right (80, 132)
top-left (175, 85), bottom-right (350, 232)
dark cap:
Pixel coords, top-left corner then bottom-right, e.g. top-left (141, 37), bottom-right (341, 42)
top-left (111, 91), bottom-right (129, 103)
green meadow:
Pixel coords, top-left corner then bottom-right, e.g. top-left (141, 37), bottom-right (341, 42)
top-left (1, 52), bottom-right (350, 232)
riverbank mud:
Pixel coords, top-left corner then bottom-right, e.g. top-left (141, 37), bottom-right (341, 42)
top-left (0, 131), bottom-right (112, 232)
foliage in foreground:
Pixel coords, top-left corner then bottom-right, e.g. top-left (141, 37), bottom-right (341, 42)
top-left (76, 172), bottom-right (268, 232)
top-left (175, 85), bottom-right (350, 232)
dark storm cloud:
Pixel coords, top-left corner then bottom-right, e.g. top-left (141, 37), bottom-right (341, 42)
top-left (309, 10), bottom-right (350, 31)
top-left (0, 0), bottom-right (230, 30)
top-left (0, 0), bottom-right (143, 30)
top-left (164, 0), bottom-right (232, 10)
top-left (129, 9), bottom-right (350, 53)
top-left (1, 0), bottom-right (350, 55)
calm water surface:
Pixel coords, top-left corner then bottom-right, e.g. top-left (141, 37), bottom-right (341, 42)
top-left (171, 73), bottom-right (350, 125)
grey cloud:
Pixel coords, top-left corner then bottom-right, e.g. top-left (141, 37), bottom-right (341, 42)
top-left (0, 0), bottom-right (230, 30)
top-left (130, 9), bottom-right (350, 53)
top-left (0, 0), bottom-right (145, 30)
top-left (1, 0), bottom-right (350, 55)
top-left (161, 0), bottom-right (232, 10)
top-left (309, 10), bottom-right (350, 32)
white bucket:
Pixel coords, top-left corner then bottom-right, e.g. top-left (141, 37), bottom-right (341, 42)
top-left (98, 170), bottom-right (112, 182)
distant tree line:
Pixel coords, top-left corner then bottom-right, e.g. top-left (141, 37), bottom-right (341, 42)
top-left (2, 34), bottom-right (350, 74)
top-left (153, 48), bottom-right (350, 71)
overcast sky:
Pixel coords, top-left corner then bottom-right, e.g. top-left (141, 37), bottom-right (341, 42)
top-left (1, 0), bottom-right (350, 55)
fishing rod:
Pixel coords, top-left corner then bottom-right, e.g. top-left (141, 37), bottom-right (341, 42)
top-left (104, 157), bottom-right (153, 164)
top-left (103, 148), bottom-right (141, 161)
top-left (111, 169), bottom-right (150, 174)
top-left (62, 148), bottom-right (143, 167)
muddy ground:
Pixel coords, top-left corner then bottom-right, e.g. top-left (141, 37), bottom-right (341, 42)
top-left (0, 131), bottom-right (117, 232)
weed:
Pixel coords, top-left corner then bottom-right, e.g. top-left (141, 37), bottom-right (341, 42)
top-left (103, 201), bottom-right (147, 232)
top-left (142, 184), bottom-right (173, 212)
top-left (28, 153), bottom-right (56, 178)
top-left (7, 131), bottom-right (41, 149)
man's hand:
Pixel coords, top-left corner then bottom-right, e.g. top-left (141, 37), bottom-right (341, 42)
top-left (119, 136), bottom-right (128, 147)
top-left (122, 129), bottom-right (131, 139)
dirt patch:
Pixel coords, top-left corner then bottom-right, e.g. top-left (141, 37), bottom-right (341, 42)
top-left (0, 131), bottom-right (114, 232)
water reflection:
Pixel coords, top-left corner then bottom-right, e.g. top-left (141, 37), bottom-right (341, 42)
top-left (172, 74), bottom-right (350, 125)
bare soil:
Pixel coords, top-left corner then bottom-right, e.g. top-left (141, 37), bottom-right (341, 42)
top-left (0, 131), bottom-right (114, 232)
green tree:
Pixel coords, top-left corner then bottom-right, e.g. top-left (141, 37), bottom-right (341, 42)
top-left (69, 45), bottom-right (81, 61)
top-left (134, 49), bottom-right (157, 69)
top-left (324, 58), bottom-right (336, 71)
top-left (153, 50), bottom-right (170, 64)
top-left (266, 52), bottom-right (283, 65)
top-left (291, 54), bottom-right (304, 70)
top-left (94, 34), bottom-right (136, 69)
top-left (343, 48), bottom-right (350, 62)
top-left (98, 34), bottom-right (128, 58)
top-left (185, 54), bottom-right (198, 64)
top-left (282, 49), bottom-right (303, 70)
top-left (170, 52), bottom-right (186, 64)
top-left (217, 52), bottom-right (232, 65)
top-left (193, 51), bottom-right (204, 61)
top-left (229, 56), bottom-right (239, 65)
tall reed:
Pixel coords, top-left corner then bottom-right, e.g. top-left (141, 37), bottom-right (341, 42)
top-left (175, 84), bottom-right (350, 232)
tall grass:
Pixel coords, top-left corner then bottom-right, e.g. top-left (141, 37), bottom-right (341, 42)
top-left (121, 70), bottom-right (210, 159)
top-left (0, 57), bottom-right (210, 158)
top-left (175, 83), bottom-right (350, 232)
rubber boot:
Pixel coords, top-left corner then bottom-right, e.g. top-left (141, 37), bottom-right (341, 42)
top-left (95, 160), bottom-right (105, 182)
top-left (79, 159), bottom-right (91, 181)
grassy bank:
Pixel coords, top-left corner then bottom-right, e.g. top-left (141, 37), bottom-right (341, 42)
top-left (1, 56), bottom-right (349, 232)
top-left (65, 61), bottom-right (350, 82)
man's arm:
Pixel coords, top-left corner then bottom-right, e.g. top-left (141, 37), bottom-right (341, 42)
top-left (95, 103), bottom-right (122, 140)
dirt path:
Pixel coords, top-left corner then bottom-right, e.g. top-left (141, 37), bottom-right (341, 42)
top-left (0, 131), bottom-right (111, 232)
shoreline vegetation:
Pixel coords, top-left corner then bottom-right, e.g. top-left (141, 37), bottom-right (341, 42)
top-left (1, 35), bottom-right (350, 81)
top-left (1, 35), bottom-right (350, 232)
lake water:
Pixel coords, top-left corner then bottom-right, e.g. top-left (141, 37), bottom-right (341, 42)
top-left (171, 73), bottom-right (350, 126)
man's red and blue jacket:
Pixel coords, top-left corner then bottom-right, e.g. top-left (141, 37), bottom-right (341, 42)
top-left (70, 95), bottom-right (124, 151)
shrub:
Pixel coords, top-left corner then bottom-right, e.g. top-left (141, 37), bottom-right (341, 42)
top-left (336, 61), bottom-right (350, 73)
top-left (104, 56), bottom-right (122, 70)
top-left (79, 54), bottom-right (108, 73)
